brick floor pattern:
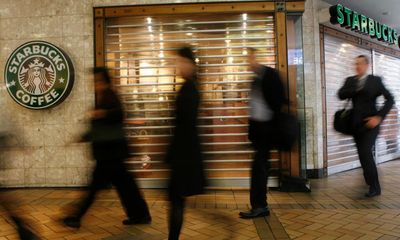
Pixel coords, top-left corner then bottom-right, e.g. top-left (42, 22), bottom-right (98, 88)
top-left (271, 161), bottom-right (400, 240)
top-left (0, 190), bottom-right (260, 240)
top-left (2, 160), bottom-right (400, 239)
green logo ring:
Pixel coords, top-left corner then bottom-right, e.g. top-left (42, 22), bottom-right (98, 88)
top-left (4, 41), bottom-right (75, 109)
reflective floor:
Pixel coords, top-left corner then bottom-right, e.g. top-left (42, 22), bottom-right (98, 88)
top-left (1, 160), bottom-right (400, 239)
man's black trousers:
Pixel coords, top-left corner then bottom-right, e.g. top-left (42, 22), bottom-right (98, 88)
top-left (353, 127), bottom-right (381, 191)
top-left (248, 120), bottom-right (273, 209)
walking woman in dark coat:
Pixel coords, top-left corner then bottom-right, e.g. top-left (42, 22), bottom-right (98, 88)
top-left (166, 47), bottom-right (206, 240)
top-left (63, 67), bottom-right (151, 228)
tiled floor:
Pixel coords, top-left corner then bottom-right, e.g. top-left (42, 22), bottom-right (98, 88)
top-left (0, 189), bottom-right (263, 240)
top-left (271, 160), bottom-right (400, 240)
top-left (1, 160), bottom-right (400, 239)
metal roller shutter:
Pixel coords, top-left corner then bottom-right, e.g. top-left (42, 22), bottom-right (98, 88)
top-left (104, 13), bottom-right (278, 188)
top-left (324, 34), bottom-right (372, 175)
top-left (373, 52), bottom-right (400, 163)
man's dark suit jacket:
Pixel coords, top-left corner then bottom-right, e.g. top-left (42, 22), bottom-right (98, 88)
top-left (338, 75), bottom-right (394, 132)
top-left (259, 66), bottom-right (286, 114)
top-left (248, 66), bottom-right (287, 147)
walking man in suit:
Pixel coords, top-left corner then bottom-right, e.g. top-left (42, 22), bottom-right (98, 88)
top-left (240, 48), bottom-right (285, 218)
top-left (338, 55), bottom-right (394, 197)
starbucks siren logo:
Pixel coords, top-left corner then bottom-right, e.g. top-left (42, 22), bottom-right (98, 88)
top-left (5, 41), bottom-right (74, 109)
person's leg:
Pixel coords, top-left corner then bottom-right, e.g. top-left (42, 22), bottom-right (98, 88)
top-left (112, 163), bottom-right (151, 224)
top-left (168, 194), bottom-right (185, 240)
top-left (0, 190), bottom-right (38, 239)
top-left (63, 164), bottom-right (106, 228)
top-left (240, 121), bottom-right (271, 218)
top-left (354, 135), bottom-right (371, 186)
top-left (76, 166), bottom-right (105, 218)
top-left (250, 145), bottom-right (270, 209)
top-left (355, 129), bottom-right (380, 196)
top-left (365, 129), bottom-right (380, 194)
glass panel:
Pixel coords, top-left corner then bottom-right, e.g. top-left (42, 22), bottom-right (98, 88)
top-left (373, 52), bottom-right (400, 163)
top-left (287, 14), bottom-right (306, 177)
top-left (105, 13), bottom-right (278, 185)
top-left (324, 34), bottom-right (372, 174)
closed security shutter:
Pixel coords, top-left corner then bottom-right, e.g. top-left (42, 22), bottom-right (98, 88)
top-left (105, 13), bottom-right (278, 187)
top-left (324, 34), bottom-right (372, 175)
top-left (373, 52), bottom-right (400, 163)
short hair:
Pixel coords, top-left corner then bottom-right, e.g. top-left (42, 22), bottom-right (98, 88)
top-left (93, 66), bottom-right (111, 84)
top-left (356, 55), bottom-right (369, 64)
top-left (177, 46), bottom-right (196, 64)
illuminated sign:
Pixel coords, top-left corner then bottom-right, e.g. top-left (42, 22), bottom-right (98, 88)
top-left (330, 4), bottom-right (399, 48)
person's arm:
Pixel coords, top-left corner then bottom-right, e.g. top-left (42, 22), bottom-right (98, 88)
top-left (377, 77), bottom-right (394, 119)
top-left (338, 77), bottom-right (357, 100)
top-left (365, 77), bottom-right (395, 129)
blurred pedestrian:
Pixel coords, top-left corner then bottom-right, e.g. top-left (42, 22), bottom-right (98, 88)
top-left (0, 117), bottom-right (39, 239)
top-left (338, 55), bottom-right (394, 197)
top-left (239, 48), bottom-right (285, 219)
top-left (62, 67), bottom-right (151, 228)
top-left (165, 47), bottom-right (206, 240)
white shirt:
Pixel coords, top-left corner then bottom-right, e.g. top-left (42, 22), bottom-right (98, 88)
top-left (250, 72), bottom-right (273, 121)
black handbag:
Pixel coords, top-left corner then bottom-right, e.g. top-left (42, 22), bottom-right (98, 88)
top-left (334, 100), bottom-right (354, 135)
top-left (273, 112), bottom-right (300, 151)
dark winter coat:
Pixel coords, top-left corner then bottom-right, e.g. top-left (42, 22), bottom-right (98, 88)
top-left (166, 77), bottom-right (206, 197)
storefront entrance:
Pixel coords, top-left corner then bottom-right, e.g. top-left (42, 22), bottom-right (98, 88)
top-left (94, 2), bottom-right (305, 188)
top-left (321, 27), bottom-right (400, 175)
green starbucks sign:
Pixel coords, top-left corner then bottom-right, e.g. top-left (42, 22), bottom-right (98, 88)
top-left (330, 4), bottom-right (399, 49)
top-left (4, 41), bottom-right (74, 109)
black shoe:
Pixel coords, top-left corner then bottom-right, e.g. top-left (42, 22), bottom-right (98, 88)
top-left (122, 215), bottom-right (152, 225)
top-left (62, 216), bottom-right (81, 229)
top-left (239, 208), bottom-right (270, 219)
top-left (365, 189), bottom-right (381, 198)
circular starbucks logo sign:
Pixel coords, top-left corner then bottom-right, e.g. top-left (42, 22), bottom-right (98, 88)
top-left (4, 41), bottom-right (74, 109)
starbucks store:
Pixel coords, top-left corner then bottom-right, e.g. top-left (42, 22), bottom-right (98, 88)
top-left (0, 0), bottom-right (307, 188)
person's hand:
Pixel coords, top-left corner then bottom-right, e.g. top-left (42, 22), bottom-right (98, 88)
top-left (91, 109), bottom-right (107, 119)
top-left (364, 116), bottom-right (382, 129)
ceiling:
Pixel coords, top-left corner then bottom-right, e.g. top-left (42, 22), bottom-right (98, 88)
top-left (320, 0), bottom-right (400, 31)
